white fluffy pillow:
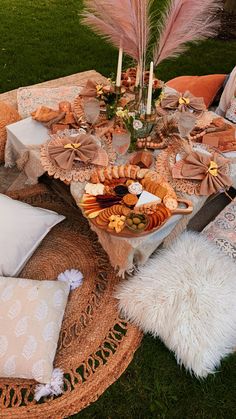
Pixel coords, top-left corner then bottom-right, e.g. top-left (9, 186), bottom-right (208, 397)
top-left (0, 194), bottom-right (65, 276)
top-left (115, 231), bottom-right (236, 378)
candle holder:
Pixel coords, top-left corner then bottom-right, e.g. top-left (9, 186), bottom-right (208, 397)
top-left (126, 112), bottom-right (156, 152)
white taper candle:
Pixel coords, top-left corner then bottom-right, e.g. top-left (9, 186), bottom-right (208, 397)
top-left (116, 45), bottom-right (123, 88)
top-left (135, 63), bottom-right (140, 87)
top-left (146, 61), bottom-right (154, 115)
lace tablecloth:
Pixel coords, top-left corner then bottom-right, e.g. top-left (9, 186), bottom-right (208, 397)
top-left (2, 73), bottom-right (236, 274)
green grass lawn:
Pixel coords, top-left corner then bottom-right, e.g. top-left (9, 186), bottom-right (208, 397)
top-left (1, 1), bottom-right (236, 418)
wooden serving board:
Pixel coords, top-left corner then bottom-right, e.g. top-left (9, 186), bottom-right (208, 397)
top-left (89, 198), bottom-right (193, 238)
top-left (90, 216), bottom-right (169, 238)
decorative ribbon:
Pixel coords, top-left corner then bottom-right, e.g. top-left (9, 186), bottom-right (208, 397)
top-left (64, 143), bottom-right (81, 150)
top-left (172, 151), bottom-right (232, 195)
top-left (48, 133), bottom-right (108, 170)
top-left (207, 160), bottom-right (218, 177)
top-left (160, 91), bottom-right (206, 115)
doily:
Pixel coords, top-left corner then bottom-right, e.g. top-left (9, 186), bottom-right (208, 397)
top-left (156, 142), bottom-right (231, 196)
top-left (40, 129), bottom-right (116, 183)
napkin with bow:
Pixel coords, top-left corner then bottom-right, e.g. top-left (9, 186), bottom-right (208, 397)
top-left (172, 151), bottom-right (232, 195)
top-left (161, 91), bottom-right (206, 115)
top-left (80, 80), bottom-right (98, 97)
top-left (48, 133), bottom-right (108, 170)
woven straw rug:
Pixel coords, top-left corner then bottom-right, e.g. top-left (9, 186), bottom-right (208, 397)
top-left (0, 184), bottom-right (142, 419)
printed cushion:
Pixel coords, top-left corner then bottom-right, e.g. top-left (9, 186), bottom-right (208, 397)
top-left (0, 193), bottom-right (65, 277)
top-left (0, 101), bottom-right (21, 163)
top-left (0, 276), bottom-right (70, 383)
top-left (166, 74), bottom-right (226, 108)
top-left (17, 85), bottom-right (82, 118)
top-left (203, 197), bottom-right (236, 259)
top-left (225, 97), bottom-right (236, 124)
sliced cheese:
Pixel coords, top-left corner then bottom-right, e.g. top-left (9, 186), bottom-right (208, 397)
top-left (135, 191), bottom-right (161, 208)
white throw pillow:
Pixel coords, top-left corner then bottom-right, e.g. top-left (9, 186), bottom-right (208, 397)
top-left (115, 231), bottom-right (236, 378)
top-left (0, 276), bottom-right (70, 383)
top-left (0, 194), bottom-right (65, 276)
top-left (17, 85), bottom-right (82, 118)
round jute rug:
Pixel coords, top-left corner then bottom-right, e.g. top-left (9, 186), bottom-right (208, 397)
top-left (0, 184), bottom-right (142, 419)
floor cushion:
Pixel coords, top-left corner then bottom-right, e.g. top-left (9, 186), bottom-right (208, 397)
top-left (115, 231), bottom-right (236, 378)
top-left (0, 276), bottom-right (70, 383)
top-left (203, 196), bottom-right (236, 260)
top-left (0, 101), bottom-right (21, 163)
top-left (166, 74), bottom-right (226, 108)
top-left (17, 85), bottom-right (81, 118)
top-left (0, 193), bottom-right (65, 276)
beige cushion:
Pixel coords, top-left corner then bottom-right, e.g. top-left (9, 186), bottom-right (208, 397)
top-left (0, 276), bottom-right (70, 383)
top-left (17, 85), bottom-right (82, 118)
top-left (0, 194), bottom-right (65, 277)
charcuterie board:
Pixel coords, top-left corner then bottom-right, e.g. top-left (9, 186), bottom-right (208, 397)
top-left (79, 164), bottom-right (193, 238)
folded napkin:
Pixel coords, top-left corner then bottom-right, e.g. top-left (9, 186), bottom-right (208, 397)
top-left (172, 151), bottom-right (232, 195)
top-left (48, 133), bottom-right (108, 170)
top-left (161, 91), bottom-right (206, 115)
top-left (80, 80), bottom-right (98, 97)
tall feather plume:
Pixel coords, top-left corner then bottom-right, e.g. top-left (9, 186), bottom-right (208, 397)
top-left (154, 0), bottom-right (223, 66)
top-left (81, 0), bottom-right (153, 67)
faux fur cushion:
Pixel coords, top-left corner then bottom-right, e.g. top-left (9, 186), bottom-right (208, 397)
top-left (115, 231), bottom-right (236, 378)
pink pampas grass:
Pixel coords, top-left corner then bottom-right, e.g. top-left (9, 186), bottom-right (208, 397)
top-left (154, 0), bottom-right (223, 66)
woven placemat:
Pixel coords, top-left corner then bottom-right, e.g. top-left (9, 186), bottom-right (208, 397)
top-left (0, 184), bottom-right (142, 418)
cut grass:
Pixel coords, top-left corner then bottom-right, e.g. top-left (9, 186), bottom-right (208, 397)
top-left (1, 1), bottom-right (236, 418)
top-left (0, 0), bottom-right (235, 92)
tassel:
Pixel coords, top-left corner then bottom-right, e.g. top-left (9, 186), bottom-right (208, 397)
top-left (57, 269), bottom-right (83, 290)
top-left (34, 368), bottom-right (64, 401)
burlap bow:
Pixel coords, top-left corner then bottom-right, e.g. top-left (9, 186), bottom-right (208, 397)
top-left (172, 151), bottom-right (232, 195)
top-left (161, 91), bottom-right (206, 115)
top-left (48, 133), bottom-right (108, 170)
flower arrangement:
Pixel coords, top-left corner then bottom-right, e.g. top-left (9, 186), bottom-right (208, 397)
top-left (114, 78), bottom-right (165, 150)
top-left (95, 80), bottom-right (126, 120)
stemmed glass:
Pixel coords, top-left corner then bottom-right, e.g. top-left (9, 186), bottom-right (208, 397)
top-left (83, 97), bottom-right (100, 125)
top-left (177, 111), bottom-right (196, 139)
top-left (112, 129), bottom-right (131, 156)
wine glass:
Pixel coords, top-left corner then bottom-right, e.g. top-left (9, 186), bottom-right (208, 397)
top-left (177, 111), bottom-right (197, 139)
top-left (112, 129), bottom-right (131, 155)
top-left (83, 97), bottom-right (100, 125)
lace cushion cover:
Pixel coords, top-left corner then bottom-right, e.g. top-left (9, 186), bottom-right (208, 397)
top-left (225, 97), bottom-right (236, 124)
top-left (203, 197), bottom-right (236, 260)
top-left (17, 86), bottom-right (82, 118)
